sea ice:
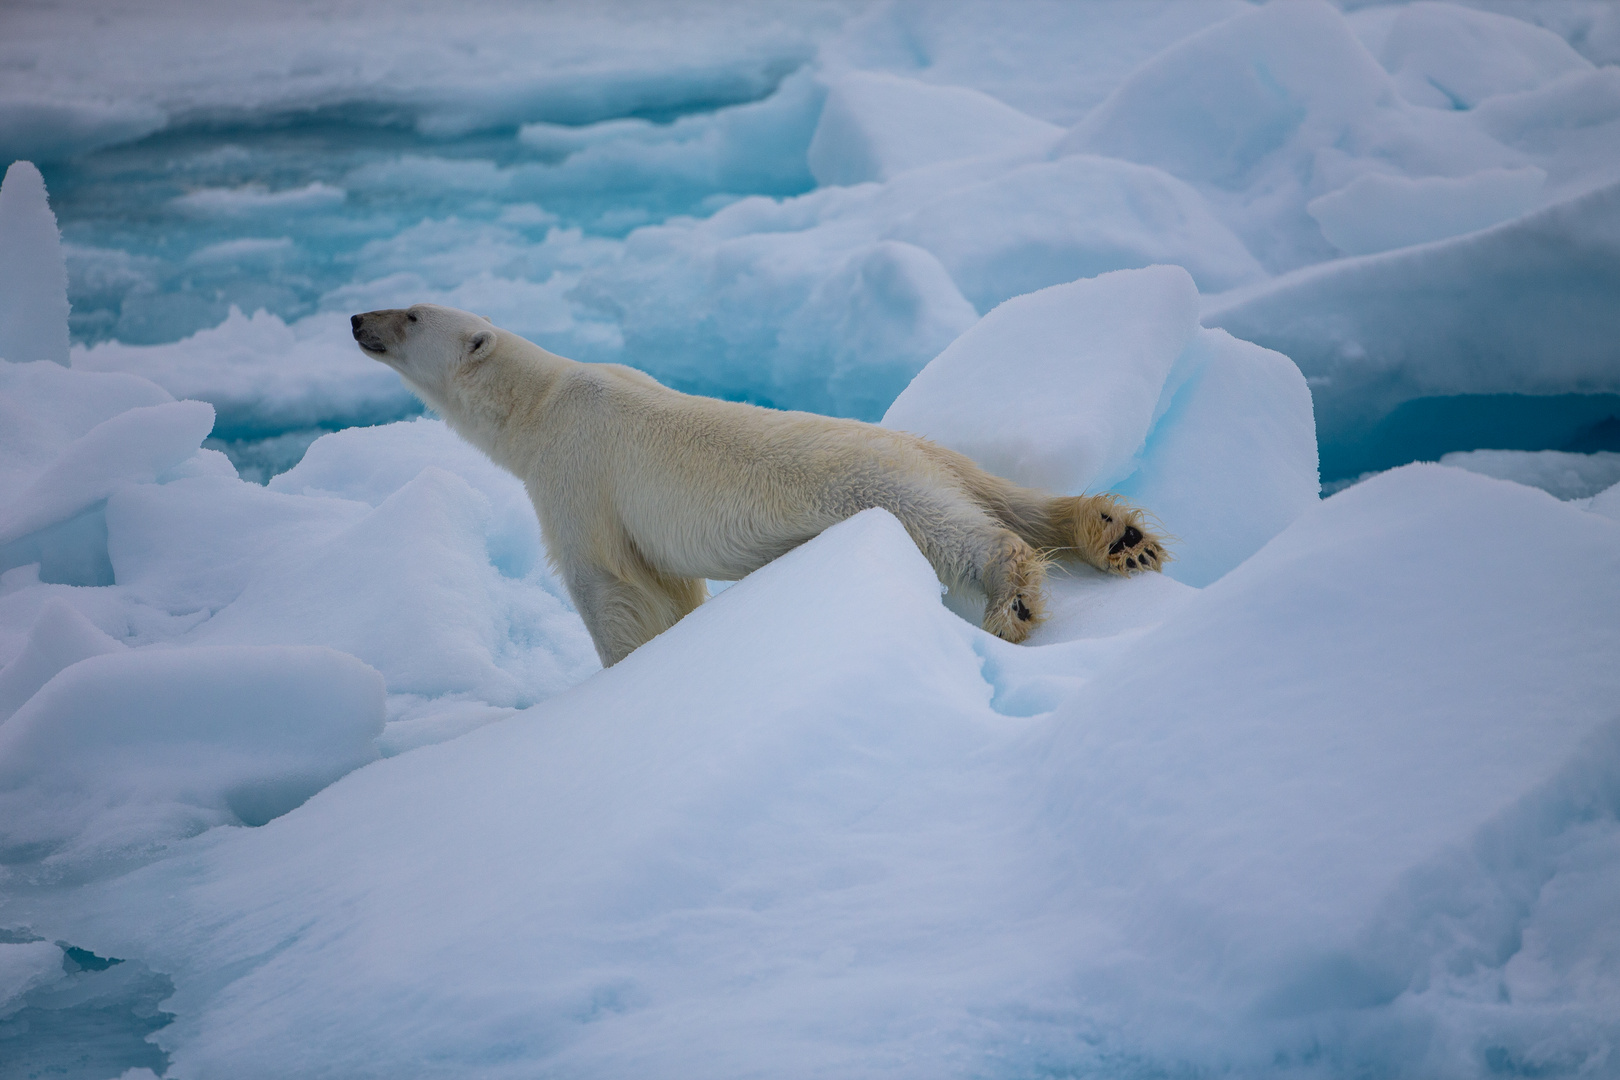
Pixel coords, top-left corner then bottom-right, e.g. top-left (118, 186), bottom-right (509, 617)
top-left (16, 466), bottom-right (1615, 1077)
top-left (0, 644), bottom-right (384, 866)
top-left (2, 3), bottom-right (1619, 1075)
top-left (1438, 448), bottom-right (1620, 500)
top-left (807, 70), bottom-right (1061, 186)
top-left (0, 161), bottom-right (69, 366)
top-left (885, 266), bottom-right (1317, 585)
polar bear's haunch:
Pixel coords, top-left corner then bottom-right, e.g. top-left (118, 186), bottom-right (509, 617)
top-left (352, 304), bottom-right (1169, 666)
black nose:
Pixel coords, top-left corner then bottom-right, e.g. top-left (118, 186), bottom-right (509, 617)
top-left (350, 314), bottom-right (364, 335)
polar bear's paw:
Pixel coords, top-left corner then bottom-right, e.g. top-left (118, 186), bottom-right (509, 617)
top-left (981, 534), bottom-right (1049, 644)
top-left (1077, 497), bottom-right (1170, 577)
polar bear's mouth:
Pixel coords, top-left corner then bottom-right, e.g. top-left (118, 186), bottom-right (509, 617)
top-left (350, 312), bottom-right (391, 354)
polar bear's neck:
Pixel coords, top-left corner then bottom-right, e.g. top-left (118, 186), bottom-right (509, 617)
top-left (440, 331), bottom-right (574, 473)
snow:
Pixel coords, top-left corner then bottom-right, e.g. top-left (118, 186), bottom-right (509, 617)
top-left (1205, 178), bottom-right (1620, 478)
top-left (4, 0), bottom-right (1620, 1075)
top-left (0, 941), bottom-right (65, 1016)
top-left (1305, 165), bottom-right (1547, 256)
top-left (1357, 1), bottom-right (1594, 110)
top-left (806, 71), bottom-right (1061, 186)
top-left (0, 161), bottom-right (70, 366)
top-left (0, 598), bottom-right (124, 724)
top-left (0, 644), bottom-right (384, 866)
top-left (7, 471), bottom-right (1615, 1078)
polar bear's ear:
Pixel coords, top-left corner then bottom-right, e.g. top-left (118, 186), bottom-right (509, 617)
top-left (467, 330), bottom-right (494, 358)
top-left (479, 314), bottom-right (493, 323)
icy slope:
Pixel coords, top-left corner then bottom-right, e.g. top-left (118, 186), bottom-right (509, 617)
top-left (17, 467), bottom-right (1619, 1079)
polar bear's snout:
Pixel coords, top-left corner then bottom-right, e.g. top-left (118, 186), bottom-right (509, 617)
top-left (351, 309), bottom-right (400, 355)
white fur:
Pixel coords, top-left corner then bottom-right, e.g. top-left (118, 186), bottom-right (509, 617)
top-left (353, 304), bottom-right (1169, 665)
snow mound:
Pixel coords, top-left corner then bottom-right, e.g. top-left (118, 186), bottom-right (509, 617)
top-left (0, 941), bottom-right (64, 1016)
top-left (1356, 1), bottom-right (1593, 110)
top-left (807, 70), bottom-right (1061, 186)
top-left (1305, 166), bottom-right (1547, 256)
top-left (1062, 0), bottom-right (1533, 272)
top-left (0, 162), bottom-right (69, 367)
top-left (25, 469), bottom-right (1618, 1077)
top-left (0, 598), bottom-right (124, 724)
top-left (888, 154), bottom-right (1264, 305)
top-left (0, 401), bottom-right (215, 547)
top-left (1205, 179), bottom-right (1620, 478)
top-left (1035, 464), bottom-right (1620, 1068)
top-left (886, 266), bottom-right (1318, 585)
top-left (0, 644), bottom-right (384, 866)
top-left (74, 309), bottom-right (419, 439)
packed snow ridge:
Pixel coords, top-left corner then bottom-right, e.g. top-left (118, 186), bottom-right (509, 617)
top-left (2, 2), bottom-right (1620, 1078)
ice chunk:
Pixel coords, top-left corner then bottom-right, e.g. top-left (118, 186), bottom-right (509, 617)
top-left (192, 467), bottom-right (593, 707)
top-left (0, 645), bottom-right (384, 864)
top-left (0, 162), bottom-right (70, 366)
top-left (1365, 2), bottom-right (1592, 110)
top-left (1438, 448), bottom-right (1620, 500)
top-left (1114, 328), bottom-right (1318, 587)
top-left (1064, 1), bottom-right (1392, 191)
top-left (1037, 465), bottom-right (1620, 1052)
top-left (1205, 179), bottom-right (1620, 476)
top-left (73, 309), bottom-right (419, 437)
top-left (1306, 166), bottom-right (1546, 255)
top-left (1062, 0), bottom-right (1529, 271)
top-left (888, 154), bottom-right (1265, 306)
top-left (0, 941), bottom-right (64, 1015)
top-left (774, 240), bottom-right (978, 418)
top-left (0, 598), bottom-right (124, 723)
top-left (269, 417), bottom-right (546, 580)
top-left (884, 266), bottom-right (1202, 494)
top-left (0, 400), bottom-right (216, 547)
top-left (884, 264), bottom-right (1318, 584)
top-left (807, 71), bottom-right (1061, 186)
top-left (0, 361), bottom-right (172, 501)
top-left (820, 0), bottom-right (1250, 127)
top-left (105, 477), bottom-right (368, 616)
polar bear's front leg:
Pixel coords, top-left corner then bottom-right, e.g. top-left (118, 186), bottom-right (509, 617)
top-left (977, 530), bottom-right (1049, 644)
top-left (563, 559), bottom-right (707, 666)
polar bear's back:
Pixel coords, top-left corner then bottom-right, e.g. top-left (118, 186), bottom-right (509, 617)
top-left (546, 364), bottom-right (991, 581)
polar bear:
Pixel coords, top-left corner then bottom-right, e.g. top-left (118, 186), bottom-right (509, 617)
top-left (352, 304), bottom-right (1169, 666)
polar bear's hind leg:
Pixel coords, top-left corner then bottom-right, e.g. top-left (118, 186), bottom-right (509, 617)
top-left (1045, 493), bottom-right (1170, 576)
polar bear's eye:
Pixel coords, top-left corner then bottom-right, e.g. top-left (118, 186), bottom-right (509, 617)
top-left (407, 313), bottom-right (417, 323)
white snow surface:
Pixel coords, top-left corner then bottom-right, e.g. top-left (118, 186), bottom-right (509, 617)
top-left (4, 1), bottom-right (1620, 1076)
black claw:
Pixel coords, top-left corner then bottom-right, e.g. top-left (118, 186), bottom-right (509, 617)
top-left (1126, 557), bottom-right (1136, 569)
top-left (1100, 513), bottom-right (1113, 523)
top-left (1012, 597), bottom-right (1033, 622)
top-left (1108, 524), bottom-right (1143, 555)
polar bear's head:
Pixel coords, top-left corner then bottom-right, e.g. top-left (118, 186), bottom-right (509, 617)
top-left (350, 304), bottom-right (496, 402)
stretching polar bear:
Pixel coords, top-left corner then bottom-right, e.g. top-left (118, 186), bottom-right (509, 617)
top-left (352, 304), bottom-right (1169, 666)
